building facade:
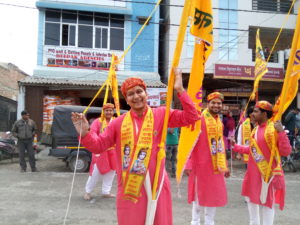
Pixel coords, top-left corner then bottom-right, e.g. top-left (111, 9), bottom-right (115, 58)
top-left (19, 0), bottom-right (166, 136)
top-left (162, 0), bottom-right (300, 115)
top-left (0, 63), bottom-right (27, 131)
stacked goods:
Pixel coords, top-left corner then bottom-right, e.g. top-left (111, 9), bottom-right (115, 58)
top-left (42, 95), bottom-right (79, 134)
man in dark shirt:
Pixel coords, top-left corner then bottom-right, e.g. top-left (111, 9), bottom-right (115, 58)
top-left (12, 110), bottom-right (38, 172)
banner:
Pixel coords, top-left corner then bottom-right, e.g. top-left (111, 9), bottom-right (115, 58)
top-left (44, 46), bottom-right (124, 70)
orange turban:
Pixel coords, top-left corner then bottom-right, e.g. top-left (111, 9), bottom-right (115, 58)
top-left (207, 92), bottom-right (224, 102)
top-left (103, 103), bottom-right (115, 110)
top-left (121, 77), bottom-right (147, 97)
top-left (255, 101), bottom-right (273, 111)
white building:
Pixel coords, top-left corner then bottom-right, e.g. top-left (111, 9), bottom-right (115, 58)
top-left (162, 0), bottom-right (300, 112)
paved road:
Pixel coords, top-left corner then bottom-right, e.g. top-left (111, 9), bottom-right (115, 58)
top-left (0, 149), bottom-right (299, 225)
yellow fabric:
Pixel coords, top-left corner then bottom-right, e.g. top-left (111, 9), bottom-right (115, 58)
top-left (273, 8), bottom-right (300, 121)
top-left (176, 42), bottom-right (204, 182)
top-left (203, 109), bottom-right (228, 173)
top-left (189, 0), bottom-right (213, 60)
top-left (99, 117), bottom-right (115, 151)
top-left (251, 121), bottom-right (282, 181)
top-left (157, 0), bottom-right (192, 192)
top-left (120, 108), bottom-right (154, 202)
top-left (251, 29), bottom-right (268, 100)
top-left (242, 118), bottom-right (251, 163)
top-left (176, 0), bottom-right (213, 183)
top-left (110, 55), bottom-right (121, 116)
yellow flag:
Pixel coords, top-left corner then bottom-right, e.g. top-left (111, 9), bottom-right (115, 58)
top-left (250, 29), bottom-right (268, 100)
top-left (111, 56), bottom-right (121, 116)
top-left (273, 9), bottom-right (300, 121)
top-left (189, 0), bottom-right (213, 60)
top-left (176, 0), bottom-right (213, 183)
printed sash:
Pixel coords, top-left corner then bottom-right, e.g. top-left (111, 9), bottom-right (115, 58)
top-left (250, 121), bottom-right (283, 180)
top-left (203, 109), bottom-right (228, 174)
top-left (120, 107), bottom-right (154, 202)
top-left (242, 118), bottom-right (251, 162)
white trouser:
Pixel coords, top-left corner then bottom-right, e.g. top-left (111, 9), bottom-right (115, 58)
top-left (246, 197), bottom-right (275, 225)
top-left (191, 201), bottom-right (216, 225)
top-left (85, 164), bottom-right (116, 195)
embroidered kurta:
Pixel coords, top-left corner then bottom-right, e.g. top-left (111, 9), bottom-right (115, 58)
top-left (88, 119), bottom-right (117, 175)
top-left (233, 122), bottom-right (291, 210)
top-left (186, 114), bottom-right (228, 207)
top-left (80, 92), bottom-right (198, 225)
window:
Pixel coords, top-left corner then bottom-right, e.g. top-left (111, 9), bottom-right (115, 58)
top-left (252, 0), bottom-right (294, 13)
top-left (44, 9), bottom-right (125, 50)
top-left (62, 24), bottom-right (76, 46)
top-left (218, 0), bottom-right (238, 61)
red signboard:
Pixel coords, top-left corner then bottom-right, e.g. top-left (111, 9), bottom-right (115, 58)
top-left (214, 64), bottom-right (284, 81)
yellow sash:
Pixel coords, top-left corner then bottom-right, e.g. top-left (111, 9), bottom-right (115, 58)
top-left (242, 118), bottom-right (251, 162)
top-left (203, 109), bottom-right (228, 174)
top-left (120, 107), bottom-right (154, 202)
top-left (99, 117), bottom-right (115, 151)
top-left (250, 121), bottom-right (283, 180)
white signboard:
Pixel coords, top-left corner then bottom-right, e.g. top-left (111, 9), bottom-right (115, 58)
top-left (43, 46), bottom-right (124, 70)
top-left (147, 88), bottom-right (167, 107)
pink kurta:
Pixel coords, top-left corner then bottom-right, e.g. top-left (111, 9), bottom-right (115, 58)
top-left (81, 92), bottom-right (198, 225)
top-left (233, 122), bottom-right (291, 210)
top-left (186, 114), bottom-right (228, 207)
top-left (88, 119), bottom-right (117, 175)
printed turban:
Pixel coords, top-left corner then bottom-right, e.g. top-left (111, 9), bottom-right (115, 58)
top-left (121, 77), bottom-right (147, 97)
top-left (103, 103), bottom-right (115, 110)
top-left (255, 101), bottom-right (273, 112)
top-left (207, 92), bottom-right (224, 102)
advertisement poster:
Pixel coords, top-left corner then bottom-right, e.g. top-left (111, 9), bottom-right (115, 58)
top-left (147, 88), bottom-right (167, 107)
top-left (43, 46), bottom-right (124, 70)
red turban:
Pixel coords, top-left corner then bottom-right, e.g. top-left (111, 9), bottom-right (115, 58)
top-left (103, 103), bottom-right (115, 110)
top-left (207, 92), bottom-right (224, 102)
top-left (255, 101), bottom-right (273, 111)
top-left (121, 77), bottom-right (147, 97)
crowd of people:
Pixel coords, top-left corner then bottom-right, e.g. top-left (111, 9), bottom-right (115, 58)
top-left (13, 68), bottom-right (295, 225)
top-left (69, 68), bottom-right (292, 225)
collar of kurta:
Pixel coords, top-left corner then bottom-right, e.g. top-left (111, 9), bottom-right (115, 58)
top-left (130, 106), bottom-right (149, 119)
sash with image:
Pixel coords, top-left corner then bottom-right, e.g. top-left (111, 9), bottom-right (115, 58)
top-left (242, 118), bottom-right (251, 162)
top-left (203, 109), bottom-right (228, 173)
top-left (120, 107), bottom-right (154, 202)
top-left (250, 121), bottom-right (283, 180)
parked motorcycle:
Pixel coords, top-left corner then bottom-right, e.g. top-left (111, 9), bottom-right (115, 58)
top-left (282, 135), bottom-right (300, 172)
top-left (0, 132), bottom-right (17, 162)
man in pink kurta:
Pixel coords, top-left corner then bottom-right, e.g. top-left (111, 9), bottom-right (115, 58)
top-left (185, 92), bottom-right (229, 225)
top-left (71, 69), bottom-right (198, 225)
top-left (232, 101), bottom-right (291, 225)
top-left (84, 103), bottom-right (117, 200)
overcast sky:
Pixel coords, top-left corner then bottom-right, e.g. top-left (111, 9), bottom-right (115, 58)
top-left (0, 0), bottom-right (38, 75)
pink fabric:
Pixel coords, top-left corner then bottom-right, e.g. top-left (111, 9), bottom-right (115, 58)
top-left (88, 119), bottom-right (117, 175)
top-left (233, 123), bottom-right (291, 210)
top-left (187, 114), bottom-right (228, 207)
top-left (80, 91), bottom-right (198, 225)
